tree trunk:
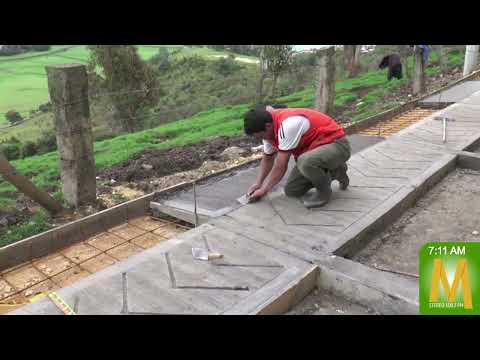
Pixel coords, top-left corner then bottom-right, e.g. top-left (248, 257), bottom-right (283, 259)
top-left (344, 45), bottom-right (360, 78)
top-left (255, 47), bottom-right (267, 104)
top-left (113, 103), bottom-right (137, 133)
top-left (255, 70), bottom-right (267, 105)
top-left (413, 47), bottom-right (426, 95)
top-left (435, 45), bottom-right (446, 72)
top-left (271, 73), bottom-right (278, 99)
top-left (397, 45), bottom-right (412, 80)
top-left (352, 45), bottom-right (361, 76)
top-left (463, 45), bottom-right (479, 76)
top-left (315, 46), bottom-right (336, 115)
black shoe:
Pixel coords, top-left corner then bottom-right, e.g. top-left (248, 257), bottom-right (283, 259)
top-left (302, 188), bottom-right (332, 209)
top-left (333, 164), bottom-right (349, 190)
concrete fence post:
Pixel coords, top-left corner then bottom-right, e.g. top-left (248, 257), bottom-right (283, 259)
top-left (46, 64), bottom-right (96, 207)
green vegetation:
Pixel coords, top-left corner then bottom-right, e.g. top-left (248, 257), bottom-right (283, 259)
top-left (0, 45), bottom-right (239, 124)
top-left (0, 211), bottom-right (52, 247)
top-left (0, 45), bottom-right (468, 245)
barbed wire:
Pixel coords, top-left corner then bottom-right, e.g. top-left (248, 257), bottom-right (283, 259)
top-left (2, 86), bottom-right (480, 135)
top-left (0, 47), bottom-right (359, 114)
top-left (0, 48), bottom-right (477, 126)
top-left (0, 90), bottom-right (258, 134)
top-left (0, 46), bottom-right (469, 115)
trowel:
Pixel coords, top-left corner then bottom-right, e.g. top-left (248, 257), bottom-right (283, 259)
top-left (236, 193), bottom-right (252, 205)
top-left (192, 247), bottom-right (223, 261)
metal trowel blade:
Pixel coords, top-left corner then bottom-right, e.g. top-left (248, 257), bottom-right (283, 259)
top-left (192, 247), bottom-right (210, 261)
top-left (236, 194), bottom-right (251, 205)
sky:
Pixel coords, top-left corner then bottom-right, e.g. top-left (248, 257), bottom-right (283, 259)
top-left (293, 45), bottom-right (332, 51)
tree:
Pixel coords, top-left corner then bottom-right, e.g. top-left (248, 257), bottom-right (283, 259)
top-left (413, 46), bottom-right (426, 95)
top-left (314, 46), bottom-right (336, 115)
top-left (255, 46), bottom-right (268, 105)
top-left (263, 45), bottom-right (294, 99)
top-left (150, 47), bottom-right (171, 71)
top-left (434, 45), bottom-right (446, 72)
top-left (463, 45), bottom-right (479, 76)
top-left (344, 45), bottom-right (361, 77)
top-left (87, 46), bottom-right (161, 133)
top-left (397, 45), bottom-right (413, 80)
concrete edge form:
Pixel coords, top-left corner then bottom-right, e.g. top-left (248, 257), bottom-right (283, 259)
top-left (315, 255), bottom-right (418, 315)
top-left (0, 193), bottom-right (152, 272)
top-left (223, 265), bottom-right (319, 315)
top-left (456, 151), bottom-right (480, 170)
top-left (332, 153), bottom-right (458, 258)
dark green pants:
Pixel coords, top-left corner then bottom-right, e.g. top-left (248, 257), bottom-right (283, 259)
top-left (284, 136), bottom-right (351, 197)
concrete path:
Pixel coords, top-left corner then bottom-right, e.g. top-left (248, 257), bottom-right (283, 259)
top-left (152, 134), bottom-right (385, 223)
top-left (419, 81), bottom-right (480, 107)
top-left (12, 90), bottom-right (480, 315)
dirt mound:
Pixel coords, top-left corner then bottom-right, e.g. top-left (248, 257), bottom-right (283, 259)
top-left (98, 136), bottom-right (260, 183)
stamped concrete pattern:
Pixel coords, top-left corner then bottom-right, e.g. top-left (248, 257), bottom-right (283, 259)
top-left (11, 90), bottom-right (480, 315)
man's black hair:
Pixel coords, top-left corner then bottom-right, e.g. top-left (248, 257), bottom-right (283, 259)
top-left (244, 108), bottom-right (273, 135)
top-left (271, 104), bottom-right (288, 109)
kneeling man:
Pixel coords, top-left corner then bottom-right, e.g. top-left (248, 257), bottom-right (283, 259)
top-left (244, 107), bottom-right (351, 208)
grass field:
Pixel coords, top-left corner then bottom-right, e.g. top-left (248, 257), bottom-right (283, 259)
top-left (0, 45), bottom-right (237, 125)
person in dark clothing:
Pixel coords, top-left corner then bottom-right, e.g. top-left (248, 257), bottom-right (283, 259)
top-left (379, 54), bottom-right (403, 81)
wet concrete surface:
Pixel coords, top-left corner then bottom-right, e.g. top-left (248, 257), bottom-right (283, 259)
top-left (156, 134), bottom-right (385, 215)
top-left (419, 81), bottom-right (480, 106)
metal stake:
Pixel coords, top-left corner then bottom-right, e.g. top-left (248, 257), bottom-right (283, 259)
top-left (121, 272), bottom-right (129, 314)
top-left (193, 181), bottom-right (198, 228)
top-left (443, 117), bottom-right (447, 143)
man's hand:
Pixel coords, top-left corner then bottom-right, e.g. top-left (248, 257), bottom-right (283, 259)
top-left (249, 187), bottom-right (268, 202)
top-left (247, 183), bottom-right (262, 196)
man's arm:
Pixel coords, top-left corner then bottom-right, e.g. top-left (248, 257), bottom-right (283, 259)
top-left (261, 151), bottom-right (291, 193)
top-left (250, 151), bottom-right (291, 201)
top-left (256, 153), bottom-right (275, 186)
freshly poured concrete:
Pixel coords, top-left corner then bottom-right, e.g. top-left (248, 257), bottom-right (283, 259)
top-left (419, 81), bottom-right (480, 107)
top-left (12, 90), bottom-right (480, 315)
top-left (153, 134), bottom-right (385, 222)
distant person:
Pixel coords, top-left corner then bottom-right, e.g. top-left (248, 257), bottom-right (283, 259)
top-left (243, 107), bottom-right (351, 209)
top-left (410, 45), bottom-right (431, 64)
top-left (379, 54), bottom-right (403, 81)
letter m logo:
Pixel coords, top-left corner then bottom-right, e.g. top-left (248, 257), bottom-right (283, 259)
top-left (429, 259), bottom-right (473, 309)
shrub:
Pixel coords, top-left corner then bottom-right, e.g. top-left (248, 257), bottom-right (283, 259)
top-left (38, 102), bottom-right (52, 113)
top-left (5, 110), bottom-right (23, 125)
top-left (211, 56), bottom-right (242, 76)
top-left (1, 143), bottom-right (22, 160)
top-left (31, 45), bottom-right (51, 52)
top-left (22, 141), bottom-right (38, 158)
top-left (36, 130), bottom-right (57, 154)
top-left (150, 48), bottom-right (171, 71)
top-left (0, 45), bottom-right (24, 56)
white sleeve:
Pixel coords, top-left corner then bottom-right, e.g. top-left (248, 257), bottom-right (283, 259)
top-left (278, 116), bottom-right (310, 151)
top-left (263, 140), bottom-right (276, 155)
